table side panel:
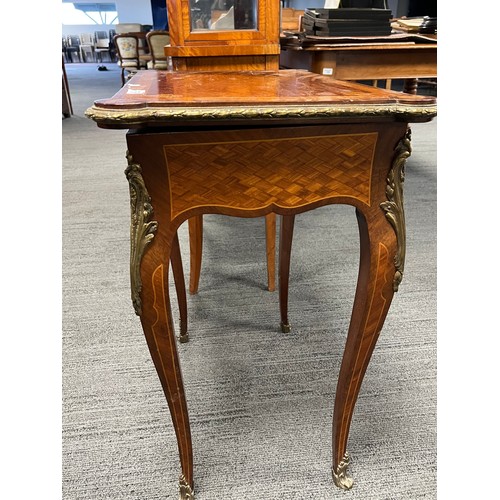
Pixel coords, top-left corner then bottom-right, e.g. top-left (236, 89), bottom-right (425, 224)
top-left (163, 130), bottom-right (377, 221)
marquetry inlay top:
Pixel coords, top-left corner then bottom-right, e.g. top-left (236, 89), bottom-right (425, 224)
top-left (86, 70), bottom-right (437, 128)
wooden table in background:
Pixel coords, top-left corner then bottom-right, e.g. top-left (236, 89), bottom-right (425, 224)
top-left (86, 69), bottom-right (436, 499)
top-left (280, 38), bottom-right (437, 94)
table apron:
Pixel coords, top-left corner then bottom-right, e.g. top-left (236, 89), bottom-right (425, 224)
top-left (281, 48), bottom-right (437, 81)
top-left (126, 122), bottom-right (408, 229)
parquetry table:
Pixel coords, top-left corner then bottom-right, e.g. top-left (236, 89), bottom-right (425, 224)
top-left (86, 69), bottom-right (436, 499)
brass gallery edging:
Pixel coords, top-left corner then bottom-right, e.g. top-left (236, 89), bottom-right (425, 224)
top-left (125, 152), bottom-right (158, 315)
top-left (380, 128), bottom-right (412, 292)
top-left (86, 103), bottom-right (437, 125)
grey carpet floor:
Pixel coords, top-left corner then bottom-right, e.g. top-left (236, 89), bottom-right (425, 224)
top-left (62, 63), bottom-right (437, 499)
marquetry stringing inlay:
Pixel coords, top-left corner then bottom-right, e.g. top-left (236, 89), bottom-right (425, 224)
top-left (164, 133), bottom-right (377, 219)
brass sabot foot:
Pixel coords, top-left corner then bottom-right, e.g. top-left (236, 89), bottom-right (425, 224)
top-left (178, 319), bottom-right (189, 343)
top-left (179, 474), bottom-right (194, 499)
top-left (280, 322), bottom-right (291, 333)
top-left (178, 332), bottom-right (190, 343)
top-left (332, 452), bottom-right (354, 490)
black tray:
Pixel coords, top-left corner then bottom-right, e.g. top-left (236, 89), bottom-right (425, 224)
top-left (305, 7), bottom-right (392, 19)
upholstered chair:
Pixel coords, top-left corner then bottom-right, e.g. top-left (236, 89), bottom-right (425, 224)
top-left (145, 31), bottom-right (171, 70)
top-left (114, 34), bottom-right (147, 85)
top-left (115, 23), bottom-right (148, 55)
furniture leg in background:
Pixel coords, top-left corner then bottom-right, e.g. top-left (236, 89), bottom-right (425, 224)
top-left (62, 58), bottom-right (73, 118)
top-left (188, 213), bottom-right (277, 295)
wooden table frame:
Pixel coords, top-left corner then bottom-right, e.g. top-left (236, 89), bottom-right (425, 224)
top-left (86, 69), bottom-right (436, 499)
top-left (280, 42), bottom-right (437, 94)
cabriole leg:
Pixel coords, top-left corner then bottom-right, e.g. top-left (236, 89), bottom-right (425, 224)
top-left (331, 208), bottom-right (397, 489)
top-left (332, 129), bottom-right (410, 489)
top-left (171, 232), bottom-right (189, 343)
top-left (279, 214), bottom-right (295, 333)
top-left (125, 152), bottom-right (194, 498)
top-left (265, 213), bottom-right (276, 292)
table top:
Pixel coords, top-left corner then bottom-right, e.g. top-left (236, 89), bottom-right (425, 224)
top-left (86, 69), bottom-right (436, 128)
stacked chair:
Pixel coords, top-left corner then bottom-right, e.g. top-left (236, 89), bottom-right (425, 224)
top-left (79, 33), bottom-right (95, 62)
top-left (94, 31), bottom-right (112, 63)
top-left (65, 35), bottom-right (81, 63)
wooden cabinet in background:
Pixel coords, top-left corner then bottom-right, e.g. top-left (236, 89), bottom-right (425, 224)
top-left (165, 0), bottom-right (280, 70)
